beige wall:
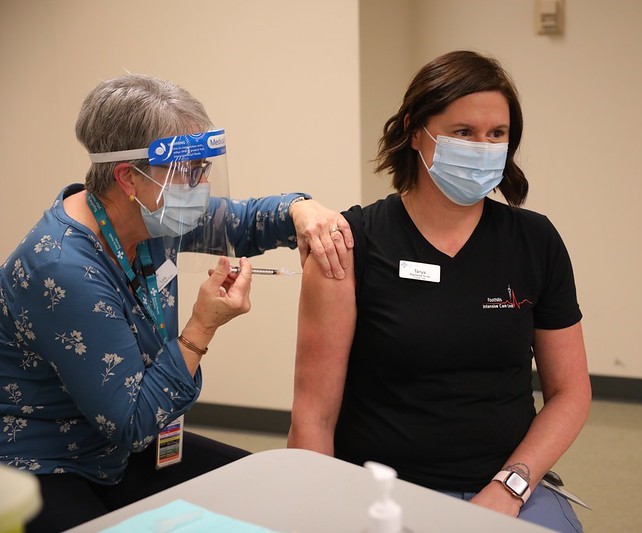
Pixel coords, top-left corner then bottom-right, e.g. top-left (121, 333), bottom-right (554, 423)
top-left (359, 0), bottom-right (413, 205)
top-left (1, 0), bottom-right (640, 412)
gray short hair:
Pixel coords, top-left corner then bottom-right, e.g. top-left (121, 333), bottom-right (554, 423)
top-left (76, 73), bottom-right (213, 196)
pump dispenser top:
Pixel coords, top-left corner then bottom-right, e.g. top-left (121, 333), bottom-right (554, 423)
top-left (365, 461), bottom-right (403, 533)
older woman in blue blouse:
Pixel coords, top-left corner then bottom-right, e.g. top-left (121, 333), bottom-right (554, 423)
top-left (0, 73), bottom-right (352, 531)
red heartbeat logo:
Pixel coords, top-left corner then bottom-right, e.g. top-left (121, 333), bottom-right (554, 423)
top-left (483, 286), bottom-right (532, 309)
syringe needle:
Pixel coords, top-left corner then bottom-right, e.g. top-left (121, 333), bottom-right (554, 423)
top-left (229, 267), bottom-right (300, 276)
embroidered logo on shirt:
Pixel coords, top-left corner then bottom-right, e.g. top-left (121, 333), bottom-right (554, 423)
top-left (482, 285), bottom-right (532, 310)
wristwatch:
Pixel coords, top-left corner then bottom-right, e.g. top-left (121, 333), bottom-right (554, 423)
top-left (492, 470), bottom-right (532, 504)
top-left (288, 195), bottom-right (311, 209)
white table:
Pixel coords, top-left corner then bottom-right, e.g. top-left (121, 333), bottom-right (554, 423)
top-left (69, 448), bottom-right (552, 532)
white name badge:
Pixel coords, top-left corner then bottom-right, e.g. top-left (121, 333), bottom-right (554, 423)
top-left (156, 259), bottom-right (179, 291)
top-left (399, 260), bottom-right (441, 283)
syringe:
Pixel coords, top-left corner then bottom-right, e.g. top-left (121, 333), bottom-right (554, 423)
top-left (229, 266), bottom-right (300, 276)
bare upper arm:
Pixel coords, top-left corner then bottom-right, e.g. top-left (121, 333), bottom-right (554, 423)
top-left (533, 322), bottom-right (591, 403)
top-left (291, 249), bottom-right (357, 423)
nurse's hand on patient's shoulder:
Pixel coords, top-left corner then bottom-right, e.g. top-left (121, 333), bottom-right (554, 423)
top-left (470, 481), bottom-right (522, 518)
top-left (289, 199), bottom-right (354, 280)
top-left (188, 256), bottom-right (252, 337)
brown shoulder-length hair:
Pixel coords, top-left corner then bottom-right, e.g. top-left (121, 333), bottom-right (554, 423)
top-left (375, 50), bottom-right (528, 206)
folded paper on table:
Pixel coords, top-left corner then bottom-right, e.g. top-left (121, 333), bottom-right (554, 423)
top-left (100, 499), bottom-right (278, 532)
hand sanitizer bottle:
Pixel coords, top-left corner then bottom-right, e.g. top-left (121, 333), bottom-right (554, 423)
top-left (365, 461), bottom-right (403, 533)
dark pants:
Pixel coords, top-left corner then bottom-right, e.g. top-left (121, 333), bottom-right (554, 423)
top-left (26, 432), bottom-right (250, 532)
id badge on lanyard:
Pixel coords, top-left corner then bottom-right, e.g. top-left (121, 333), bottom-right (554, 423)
top-left (156, 414), bottom-right (184, 469)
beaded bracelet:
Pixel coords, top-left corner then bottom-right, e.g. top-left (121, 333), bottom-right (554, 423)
top-left (178, 334), bottom-right (208, 356)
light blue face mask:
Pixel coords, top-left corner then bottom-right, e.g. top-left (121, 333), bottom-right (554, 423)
top-left (419, 128), bottom-right (508, 206)
top-left (133, 168), bottom-right (211, 238)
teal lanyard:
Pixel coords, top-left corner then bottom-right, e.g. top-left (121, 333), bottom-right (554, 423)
top-left (86, 193), bottom-right (168, 343)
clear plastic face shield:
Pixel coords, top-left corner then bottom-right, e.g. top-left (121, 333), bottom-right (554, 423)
top-left (89, 129), bottom-right (234, 271)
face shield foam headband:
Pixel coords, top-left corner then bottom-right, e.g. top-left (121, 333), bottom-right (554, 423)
top-left (88, 129), bottom-right (235, 268)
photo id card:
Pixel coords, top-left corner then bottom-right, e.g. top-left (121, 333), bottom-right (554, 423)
top-left (156, 259), bottom-right (179, 291)
top-left (399, 260), bottom-right (441, 283)
top-left (156, 414), bottom-right (184, 469)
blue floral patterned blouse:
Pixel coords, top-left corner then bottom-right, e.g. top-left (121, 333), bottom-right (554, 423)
top-left (0, 184), bottom-right (305, 483)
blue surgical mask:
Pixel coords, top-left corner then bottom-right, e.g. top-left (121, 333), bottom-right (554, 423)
top-left (419, 128), bottom-right (508, 206)
top-left (133, 168), bottom-right (210, 238)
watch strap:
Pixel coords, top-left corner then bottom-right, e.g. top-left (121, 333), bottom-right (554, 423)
top-left (492, 470), bottom-right (532, 504)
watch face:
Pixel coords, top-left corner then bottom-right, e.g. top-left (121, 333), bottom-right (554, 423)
top-left (505, 472), bottom-right (529, 496)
